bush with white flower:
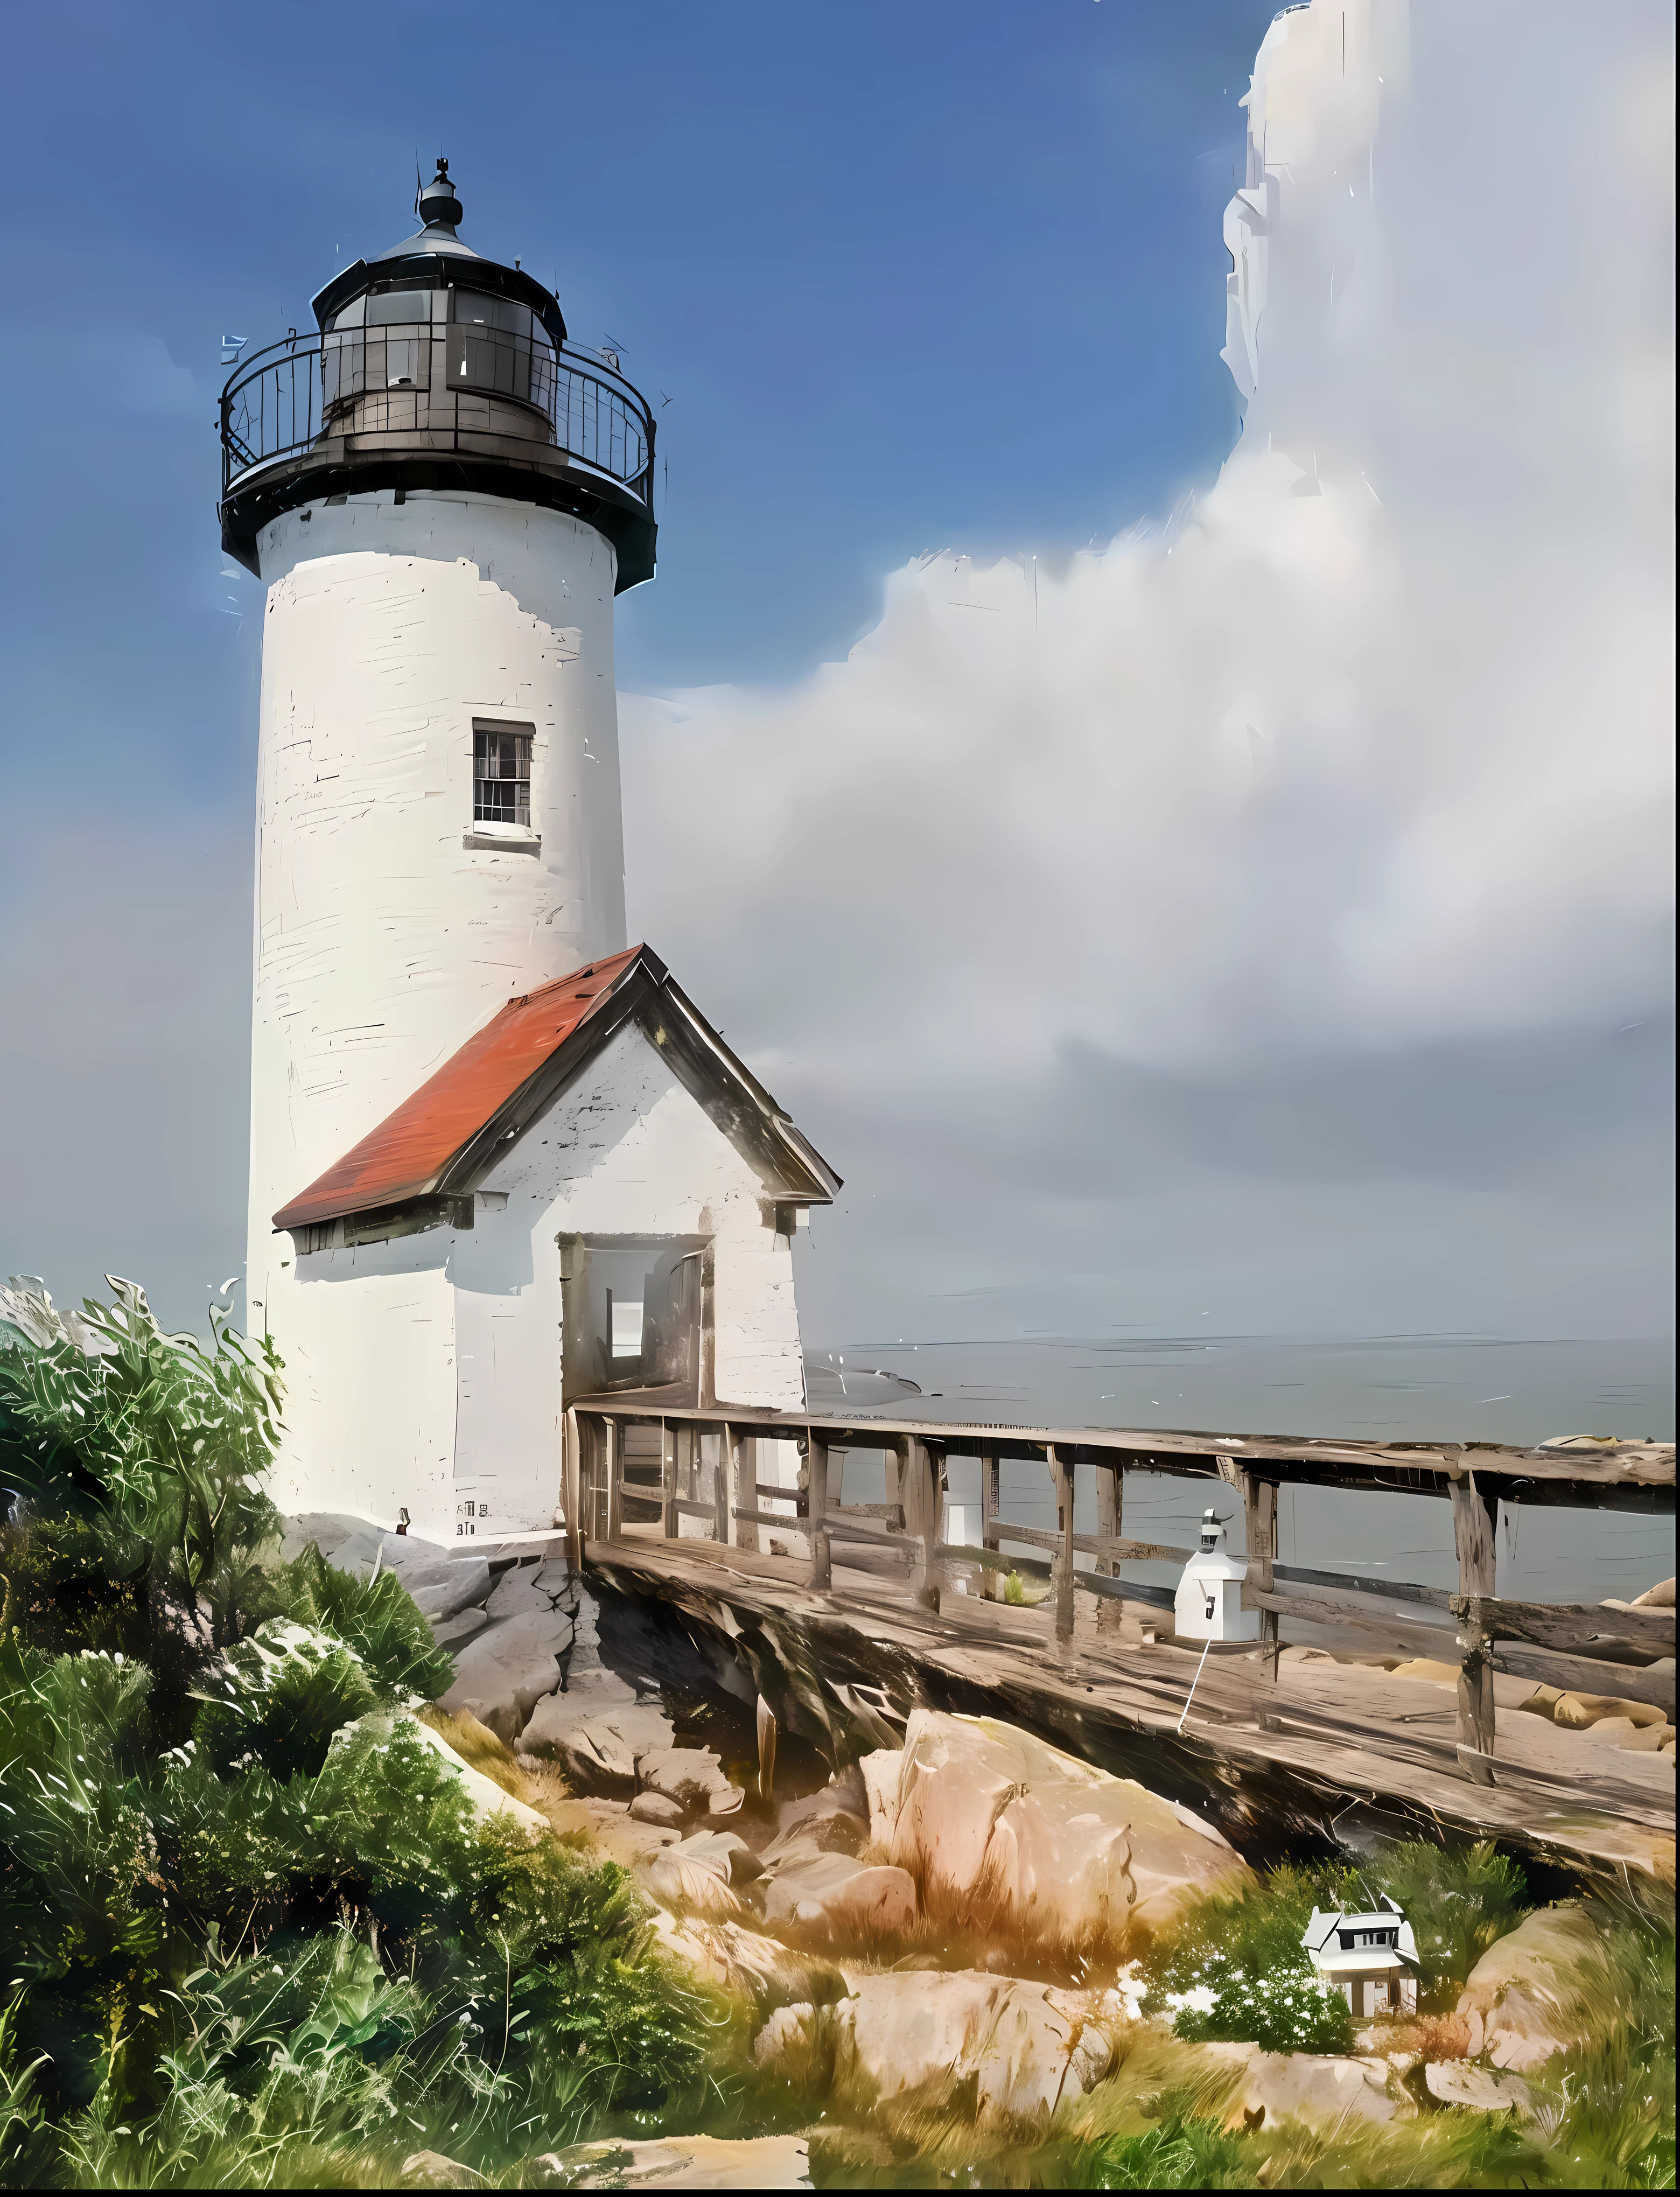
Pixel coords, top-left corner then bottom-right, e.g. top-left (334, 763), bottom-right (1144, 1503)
top-left (1164, 1946), bottom-right (1355, 2054)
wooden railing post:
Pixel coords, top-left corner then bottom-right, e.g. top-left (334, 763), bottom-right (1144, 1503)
top-left (1452, 1466), bottom-right (1499, 1764)
top-left (980, 1447), bottom-right (1001, 1600)
top-left (734, 1430), bottom-right (759, 1550)
top-left (562, 1406), bottom-right (583, 1572)
top-left (1050, 1444), bottom-right (1075, 1647)
top-left (605, 1415), bottom-right (623, 1542)
top-left (808, 1431), bottom-right (831, 1591)
top-left (885, 1438), bottom-right (907, 1534)
top-left (1093, 1458), bottom-right (1123, 1634)
top-left (660, 1418), bottom-right (677, 1539)
top-left (905, 1438), bottom-right (941, 1612)
top-left (713, 1424), bottom-right (731, 1543)
top-left (681, 1422), bottom-right (698, 1509)
top-left (1238, 1470), bottom-right (1279, 1677)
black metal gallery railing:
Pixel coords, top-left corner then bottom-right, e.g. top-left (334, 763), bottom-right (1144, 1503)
top-left (219, 326), bottom-right (655, 505)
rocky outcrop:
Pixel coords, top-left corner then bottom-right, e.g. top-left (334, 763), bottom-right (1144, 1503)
top-left (526, 2134), bottom-right (811, 2188)
top-left (753, 1970), bottom-right (1118, 2125)
top-left (282, 1513), bottom-right (580, 1745)
top-left (1193, 2041), bottom-right (1410, 2128)
top-left (438, 1605), bottom-right (575, 1746)
top-left (1454, 1903), bottom-right (1599, 2069)
top-left (518, 1696), bottom-right (676, 1795)
top-left (859, 1709), bottom-right (1252, 1960)
top-left (512, 1580), bottom-right (681, 1786)
top-left (643, 1830), bottom-right (764, 1923)
top-left (1425, 2060), bottom-right (1537, 2113)
top-left (760, 1844), bottom-right (918, 1944)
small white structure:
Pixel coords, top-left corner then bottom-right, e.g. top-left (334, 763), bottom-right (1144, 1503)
top-left (1174, 1507), bottom-right (1260, 1642)
top-left (266, 945), bottom-right (837, 1544)
top-left (1301, 1895), bottom-right (1420, 2018)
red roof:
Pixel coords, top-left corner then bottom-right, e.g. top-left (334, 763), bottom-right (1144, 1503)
top-left (273, 944), bottom-right (647, 1231)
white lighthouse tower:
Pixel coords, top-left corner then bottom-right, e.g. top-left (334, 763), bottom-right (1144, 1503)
top-left (223, 165), bottom-right (837, 1540)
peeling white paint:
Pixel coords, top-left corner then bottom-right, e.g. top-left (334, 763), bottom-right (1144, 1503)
top-left (249, 485), bottom-right (814, 1540)
top-left (248, 487), bottom-right (627, 1272)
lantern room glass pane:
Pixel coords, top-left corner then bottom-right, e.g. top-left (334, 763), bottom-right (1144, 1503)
top-left (366, 288), bottom-right (432, 325)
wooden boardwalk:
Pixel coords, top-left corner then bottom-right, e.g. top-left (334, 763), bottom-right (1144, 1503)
top-left (585, 1524), bottom-right (1676, 1885)
top-left (557, 1398), bottom-right (1673, 1879)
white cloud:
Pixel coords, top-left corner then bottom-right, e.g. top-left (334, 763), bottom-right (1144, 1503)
top-left (624, 0), bottom-right (1674, 1094)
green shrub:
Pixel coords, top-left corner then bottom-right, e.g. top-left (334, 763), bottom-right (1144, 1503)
top-left (1079, 2119), bottom-right (1247, 2189)
top-left (0, 1277), bottom-right (284, 1729)
top-left (1170, 1955), bottom-right (1355, 2054)
top-left (271, 1543), bottom-right (454, 1703)
top-left (1371, 1838), bottom-right (1528, 1998)
top-left (191, 1620), bottom-right (379, 1780)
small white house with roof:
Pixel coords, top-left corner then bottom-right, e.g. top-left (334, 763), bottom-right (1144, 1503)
top-left (260, 943), bottom-right (839, 1545)
top-left (1302, 1895), bottom-right (1420, 2018)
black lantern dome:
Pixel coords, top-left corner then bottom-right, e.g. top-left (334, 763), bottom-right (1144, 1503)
top-left (218, 161), bottom-right (656, 590)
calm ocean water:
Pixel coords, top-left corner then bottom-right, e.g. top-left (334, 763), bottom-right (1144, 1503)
top-left (804, 1335), bottom-right (1675, 1607)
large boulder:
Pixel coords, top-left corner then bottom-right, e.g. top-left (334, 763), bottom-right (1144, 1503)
top-left (282, 1516), bottom-right (493, 1621)
top-left (862, 1710), bottom-right (1252, 1960)
top-left (517, 1696), bottom-right (676, 1796)
top-left (753, 1970), bottom-right (1116, 2125)
top-left (437, 1607), bottom-right (573, 1745)
top-left (761, 1844), bottom-right (918, 1945)
top-left (1455, 1904), bottom-right (1600, 2069)
top-left (1193, 2042), bottom-right (1408, 2128)
top-left (482, 1561), bottom-right (562, 1621)
top-left (639, 1745), bottom-right (746, 1820)
top-left (647, 1909), bottom-right (846, 2016)
top-left (1425, 2060), bottom-right (1537, 2114)
top-left (643, 1830), bottom-right (764, 1923)
top-left (526, 2134), bottom-right (810, 2188)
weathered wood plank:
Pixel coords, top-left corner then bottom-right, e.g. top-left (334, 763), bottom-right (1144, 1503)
top-left (734, 1431), bottom-right (759, 1552)
top-left (808, 1432), bottom-right (831, 1592)
top-left (669, 1496), bottom-right (718, 1523)
top-left (1455, 1595), bottom-right (1676, 1656)
top-left (1052, 1445), bottom-right (1075, 1646)
top-left (1452, 1475), bottom-right (1499, 1755)
top-left (660, 1419), bottom-right (678, 1540)
top-left (605, 1416), bottom-right (623, 1542)
top-left (571, 1401), bottom-right (1674, 1504)
top-left (1275, 1561), bottom-right (1454, 1610)
top-left (1093, 1457), bottom-right (1123, 1638)
top-left (731, 1506), bottom-right (810, 1535)
top-left (1252, 1589), bottom-right (1458, 1655)
top-left (821, 1512), bottom-right (909, 1547)
top-left (1491, 1646), bottom-right (1675, 1714)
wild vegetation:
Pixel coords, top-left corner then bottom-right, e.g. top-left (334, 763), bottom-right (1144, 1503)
top-left (0, 1279), bottom-right (716, 2187)
top-left (1137, 1839), bottom-right (1531, 2054)
top-left (2, 1276), bottom-right (1674, 2189)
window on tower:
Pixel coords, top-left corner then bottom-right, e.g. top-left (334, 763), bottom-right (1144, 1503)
top-left (473, 725), bottom-right (533, 828)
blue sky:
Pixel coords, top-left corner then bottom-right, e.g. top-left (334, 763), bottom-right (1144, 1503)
top-left (1, 1), bottom-right (1671, 1389)
top-left (7, 0), bottom-right (1271, 719)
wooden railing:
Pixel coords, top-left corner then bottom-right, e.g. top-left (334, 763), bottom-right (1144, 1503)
top-left (563, 1401), bottom-right (1675, 1775)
